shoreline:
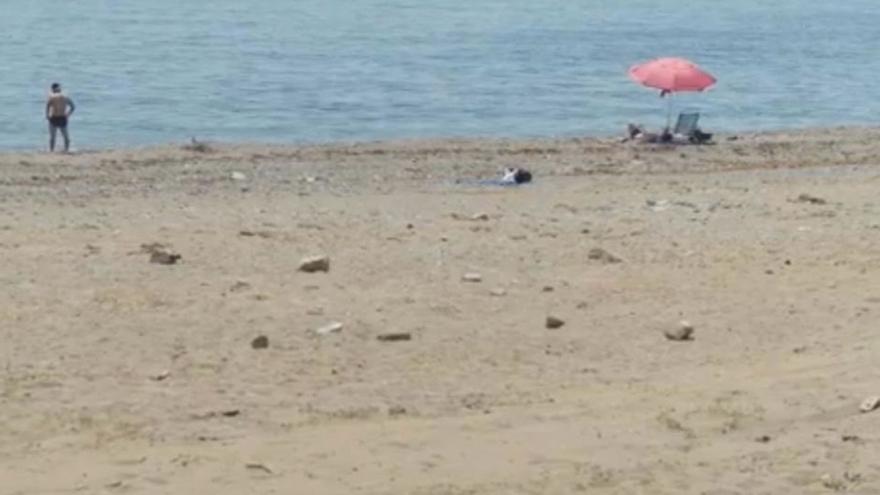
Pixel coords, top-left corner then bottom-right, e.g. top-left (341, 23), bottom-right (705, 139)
top-left (2, 124), bottom-right (878, 156)
top-left (3, 118), bottom-right (879, 155)
top-left (1, 125), bottom-right (878, 200)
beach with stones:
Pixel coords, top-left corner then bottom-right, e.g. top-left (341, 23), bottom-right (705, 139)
top-left (2, 128), bottom-right (880, 494)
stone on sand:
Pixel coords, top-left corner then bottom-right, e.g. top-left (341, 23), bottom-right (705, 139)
top-left (795, 193), bottom-right (826, 205)
top-left (546, 316), bottom-right (565, 329)
top-left (588, 248), bottom-right (622, 264)
top-left (151, 370), bottom-right (171, 381)
top-left (251, 335), bottom-right (270, 349)
top-left (315, 322), bottom-right (344, 335)
top-left (859, 396), bottom-right (880, 413)
top-left (377, 332), bottom-right (412, 342)
top-left (664, 321), bottom-right (694, 341)
top-left (388, 405), bottom-right (408, 416)
top-left (229, 281), bottom-right (252, 292)
top-left (299, 255), bottom-right (330, 273)
top-left (462, 272), bottom-right (482, 283)
top-left (245, 463), bottom-right (274, 474)
top-left (149, 250), bottom-right (181, 265)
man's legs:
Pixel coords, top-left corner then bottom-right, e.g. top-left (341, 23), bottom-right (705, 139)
top-left (49, 123), bottom-right (57, 152)
top-left (59, 126), bottom-right (70, 152)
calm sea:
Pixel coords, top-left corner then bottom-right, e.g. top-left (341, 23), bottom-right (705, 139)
top-left (0, 1), bottom-right (877, 150)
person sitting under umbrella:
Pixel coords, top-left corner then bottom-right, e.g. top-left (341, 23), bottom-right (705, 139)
top-left (623, 123), bottom-right (672, 144)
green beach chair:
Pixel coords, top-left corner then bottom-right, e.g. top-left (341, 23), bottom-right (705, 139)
top-left (673, 112), bottom-right (712, 144)
top-left (673, 112), bottom-right (700, 136)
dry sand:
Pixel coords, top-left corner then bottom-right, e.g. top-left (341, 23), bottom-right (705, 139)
top-left (2, 128), bottom-right (880, 494)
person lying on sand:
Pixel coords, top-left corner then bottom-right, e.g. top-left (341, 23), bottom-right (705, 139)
top-left (501, 167), bottom-right (532, 185)
top-left (622, 123), bottom-right (671, 144)
top-left (455, 167), bottom-right (533, 186)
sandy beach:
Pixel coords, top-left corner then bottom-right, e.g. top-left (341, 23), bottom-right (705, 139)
top-left (2, 128), bottom-right (880, 494)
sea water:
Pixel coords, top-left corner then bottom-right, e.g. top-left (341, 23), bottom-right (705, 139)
top-left (0, 0), bottom-right (877, 149)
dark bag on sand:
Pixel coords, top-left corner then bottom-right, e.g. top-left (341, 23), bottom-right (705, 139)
top-left (689, 129), bottom-right (713, 144)
top-left (513, 169), bottom-right (532, 184)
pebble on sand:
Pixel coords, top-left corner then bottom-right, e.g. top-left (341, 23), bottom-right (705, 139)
top-left (795, 193), bottom-right (827, 205)
top-left (299, 255), bottom-right (330, 273)
top-left (451, 212), bottom-right (489, 221)
top-left (388, 405), bottom-right (408, 416)
top-left (820, 474), bottom-right (853, 491)
top-left (377, 332), bottom-right (412, 342)
top-left (245, 463), bottom-right (273, 474)
top-left (151, 370), bottom-right (171, 381)
top-left (588, 248), bottom-right (622, 264)
top-left (229, 281), bottom-right (252, 293)
top-left (859, 396), bottom-right (880, 413)
top-left (664, 321), bottom-right (694, 341)
top-left (149, 250), bottom-right (181, 265)
top-left (315, 322), bottom-right (344, 335)
top-left (546, 316), bottom-right (565, 329)
top-left (251, 335), bottom-right (270, 349)
top-left (462, 272), bottom-right (483, 283)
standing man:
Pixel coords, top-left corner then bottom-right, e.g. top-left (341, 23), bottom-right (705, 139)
top-left (46, 83), bottom-right (76, 152)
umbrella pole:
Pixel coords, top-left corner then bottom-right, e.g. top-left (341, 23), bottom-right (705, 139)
top-left (666, 93), bottom-right (673, 132)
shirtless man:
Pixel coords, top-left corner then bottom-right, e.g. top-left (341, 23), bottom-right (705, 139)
top-left (45, 83), bottom-right (76, 152)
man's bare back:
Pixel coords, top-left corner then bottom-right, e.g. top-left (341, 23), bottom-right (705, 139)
top-left (46, 94), bottom-right (70, 118)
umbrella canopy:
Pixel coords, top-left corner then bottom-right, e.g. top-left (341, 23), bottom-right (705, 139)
top-left (628, 57), bottom-right (716, 130)
top-left (628, 57), bottom-right (716, 93)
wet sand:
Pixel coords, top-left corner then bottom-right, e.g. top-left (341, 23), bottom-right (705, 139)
top-left (2, 128), bottom-right (880, 494)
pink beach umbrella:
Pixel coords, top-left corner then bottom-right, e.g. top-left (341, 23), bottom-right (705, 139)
top-left (628, 57), bottom-right (716, 129)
